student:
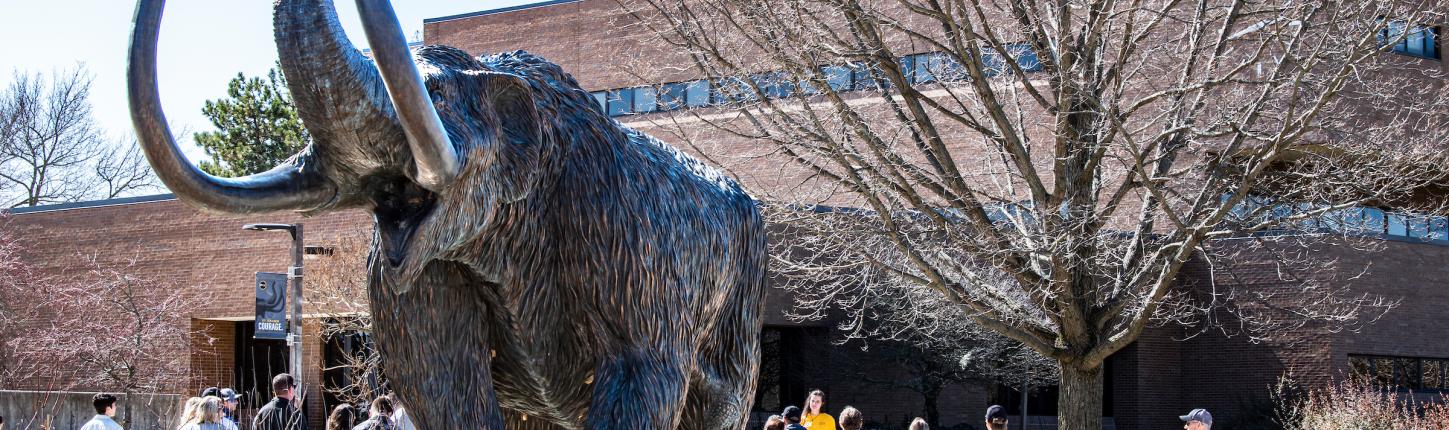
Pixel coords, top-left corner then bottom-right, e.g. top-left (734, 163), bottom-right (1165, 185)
top-left (386, 395), bottom-right (414, 430)
top-left (984, 405), bottom-right (1008, 430)
top-left (218, 388), bottom-right (242, 429)
top-left (254, 374), bottom-right (308, 430)
top-left (800, 390), bottom-right (836, 430)
top-left (837, 406), bottom-right (863, 430)
top-left (782, 406), bottom-right (807, 430)
top-left (179, 397), bottom-right (227, 430)
top-left (352, 395), bottom-right (395, 430)
top-left (80, 393), bottom-right (124, 430)
top-left (177, 397), bottom-right (204, 430)
top-left (908, 417), bottom-right (929, 430)
top-left (1180, 408), bottom-right (1212, 430)
top-left (763, 415), bottom-right (785, 430)
top-left (326, 404), bottom-right (357, 430)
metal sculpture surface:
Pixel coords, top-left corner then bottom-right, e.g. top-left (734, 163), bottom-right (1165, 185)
top-left (127, 0), bottom-right (767, 428)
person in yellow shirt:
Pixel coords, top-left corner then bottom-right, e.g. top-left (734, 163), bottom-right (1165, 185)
top-left (800, 389), bottom-right (836, 430)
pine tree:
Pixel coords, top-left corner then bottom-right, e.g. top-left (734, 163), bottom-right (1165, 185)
top-left (194, 68), bottom-right (308, 177)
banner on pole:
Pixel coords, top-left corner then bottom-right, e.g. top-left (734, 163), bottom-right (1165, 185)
top-left (255, 272), bottom-right (288, 340)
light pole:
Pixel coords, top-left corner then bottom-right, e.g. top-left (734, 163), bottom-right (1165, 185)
top-left (243, 223), bottom-right (304, 382)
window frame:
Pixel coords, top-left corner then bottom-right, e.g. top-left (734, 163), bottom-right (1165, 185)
top-left (1349, 354), bottom-right (1449, 392)
top-left (1379, 18), bottom-right (1441, 60)
top-left (605, 88), bottom-right (635, 116)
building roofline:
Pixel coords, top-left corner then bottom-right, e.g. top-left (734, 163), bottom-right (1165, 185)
top-left (423, 0), bottom-right (582, 24)
top-left (5, 194), bottom-right (177, 215)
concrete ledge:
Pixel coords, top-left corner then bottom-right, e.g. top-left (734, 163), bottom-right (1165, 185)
top-left (0, 390), bottom-right (182, 430)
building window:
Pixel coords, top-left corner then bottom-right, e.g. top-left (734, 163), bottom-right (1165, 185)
top-left (898, 54), bottom-right (919, 84)
top-left (606, 88), bottom-right (634, 116)
top-left (753, 72), bottom-right (795, 99)
top-left (915, 51), bottom-right (962, 82)
top-left (657, 83), bottom-right (688, 111)
top-left (633, 86), bottom-right (658, 114)
top-left (1379, 19), bottom-right (1440, 59)
top-left (1007, 42), bottom-right (1044, 72)
top-left (684, 80), bottom-right (711, 107)
top-left (850, 63), bottom-right (888, 91)
top-left (1349, 354), bottom-right (1449, 390)
top-left (589, 45), bottom-right (1041, 117)
top-left (1224, 194), bottom-right (1449, 243)
top-left (712, 77), bottom-right (758, 104)
top-left (821, 65), bottom-right (853, 92)
top-left (590, 91), bottom-right (607, 112)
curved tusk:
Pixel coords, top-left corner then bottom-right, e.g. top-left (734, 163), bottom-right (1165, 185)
top-left (355, 0), bottom-right (459, 192)
top-left (128, 0), bottom-right (336, 213)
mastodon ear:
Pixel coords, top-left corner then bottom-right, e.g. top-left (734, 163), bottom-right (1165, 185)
top-left (480, 73), bottom-right (544, 202)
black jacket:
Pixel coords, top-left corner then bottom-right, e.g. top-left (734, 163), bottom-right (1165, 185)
top-left (253, 397), bottom-right (309, 430)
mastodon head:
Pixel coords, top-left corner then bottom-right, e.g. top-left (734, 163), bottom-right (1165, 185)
top-left (128, 0), bottom-right (543, 215)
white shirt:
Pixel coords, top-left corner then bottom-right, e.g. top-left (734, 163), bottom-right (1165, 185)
top-left (391, 408), bottom-right (416, 430)
top-left (80, 415), bottom-right (124, 430)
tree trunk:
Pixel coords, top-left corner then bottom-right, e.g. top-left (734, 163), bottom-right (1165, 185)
top-left (1020, 377), bottom-right (1029, 430)
top-left (1057, 363), bottom-right (1103, 430)
top-left (123, 388), bottom-right (133, 428)
top-left (923, 380), bottom-right (942, 428)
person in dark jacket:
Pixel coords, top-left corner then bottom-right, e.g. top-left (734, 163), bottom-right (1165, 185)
top-left (254, 374), bottom-right (308, 430)
top-left (351, 396), bottom-right (393, 430)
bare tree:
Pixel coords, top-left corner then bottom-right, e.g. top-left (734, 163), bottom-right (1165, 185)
top-left (94, 138), bottom-right (160, 200)
top-left (306, 227), bottom-right (386, 406)
top-left (12, 255), bottom-right (205, 427)
top-left (0, 215), bottom-right (45, 385)
top-left (0, 67), bottom-right (157, 208)
top-left (621, 0), bottom-right (1449, 427)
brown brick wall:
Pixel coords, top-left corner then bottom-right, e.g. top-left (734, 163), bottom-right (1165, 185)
top-left (5, 199), bottom-right (370, 428)
top-left (189, 319), bottom-right (237, 396)
top-left (1106, 237), bottom-right (1449, 430)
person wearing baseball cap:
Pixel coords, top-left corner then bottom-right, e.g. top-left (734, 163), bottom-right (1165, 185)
top-left (1180, 408), bottom-right (1212, 430)
top-left (218, 388), bottom-right (242, 430)
top-left (984, 405), bottom-right (1008, 430)
top-left (781, 406), bottom-right (806, 430)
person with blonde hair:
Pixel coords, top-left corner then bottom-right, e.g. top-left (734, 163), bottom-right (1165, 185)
top-left (908, 417), bottom-right (929, 430)
top-left (837, 406), bottom-right (863, 430)
top-left (180, 397), bottom-right (227, 430)
top-left (801, 389), bottom-right (836, 430)
top-left (177, 397), bottom-right (204, 430)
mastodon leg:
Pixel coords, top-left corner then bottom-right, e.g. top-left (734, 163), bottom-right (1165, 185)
top-left (587, 348), bottom-right (690, 429)
top-left (370, 261), bottom-right (506, 428)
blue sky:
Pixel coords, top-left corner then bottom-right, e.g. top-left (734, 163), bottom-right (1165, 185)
top-left (0, 0), bottom-right (534, 160)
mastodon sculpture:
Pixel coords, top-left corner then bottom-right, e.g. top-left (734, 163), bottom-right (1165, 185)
top-left (127, 0), bottom-right (767, 428)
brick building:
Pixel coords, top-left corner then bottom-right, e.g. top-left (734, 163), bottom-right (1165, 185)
top-left (3, 1), bottom-right (1448, 429)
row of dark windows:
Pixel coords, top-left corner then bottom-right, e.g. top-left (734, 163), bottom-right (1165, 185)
top-left (1228, 197), bottom-right (1449, 242)
top-left (1379, 18), bottom-right (1441, 60)
top-left (589, 45), bottom-right (1043, 117)
top-left (1349, 354), bottom-right (1449, 391)
top-left (965, 196), bottom-right (1449, 244)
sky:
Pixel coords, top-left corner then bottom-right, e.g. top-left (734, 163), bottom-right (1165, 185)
top-left (0, 0), bottom-right (535, 160)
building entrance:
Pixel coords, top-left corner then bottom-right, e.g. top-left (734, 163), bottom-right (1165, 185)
top-left (233, 321), bottom-right (290, 422)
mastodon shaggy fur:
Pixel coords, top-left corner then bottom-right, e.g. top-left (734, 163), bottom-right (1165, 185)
top-left (364, 47), bottom-right (766, 429)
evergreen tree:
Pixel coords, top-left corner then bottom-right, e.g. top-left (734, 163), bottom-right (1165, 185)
top-left (194, 68), bottom-right (308, 177)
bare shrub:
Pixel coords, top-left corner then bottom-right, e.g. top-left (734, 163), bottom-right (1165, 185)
top-left (1276, 376), bottom-right (1449, 429)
